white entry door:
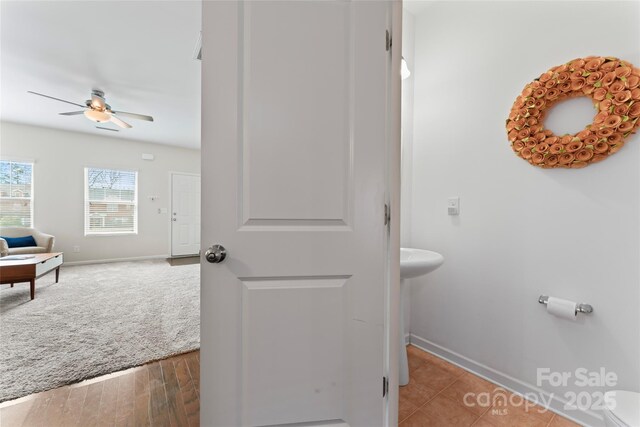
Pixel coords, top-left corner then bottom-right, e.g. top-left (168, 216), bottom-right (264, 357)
top-left (201, 1), bottom-right (401, 426)
top-left (171, 173), bottom-right (201, 256)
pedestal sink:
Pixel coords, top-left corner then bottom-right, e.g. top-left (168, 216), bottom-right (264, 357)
top-left (399, 248), bottom-right (444, 386)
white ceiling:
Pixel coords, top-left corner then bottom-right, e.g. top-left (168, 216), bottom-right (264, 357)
top-left (1, 1), bottom-right (202, 149)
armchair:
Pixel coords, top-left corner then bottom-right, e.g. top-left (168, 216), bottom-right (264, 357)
top-left (0, 227), bottom-right (55, 257)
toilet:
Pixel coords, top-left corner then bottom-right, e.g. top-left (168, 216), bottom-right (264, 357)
top-left (603, 391), bottom-right (640, 427)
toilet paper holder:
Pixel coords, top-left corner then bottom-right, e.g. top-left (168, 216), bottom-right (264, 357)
top-left (538, 295), bottom-right (593, 314)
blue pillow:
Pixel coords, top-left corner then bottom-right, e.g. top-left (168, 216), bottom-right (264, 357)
top-left (1, 235), bottom-right (37, 248)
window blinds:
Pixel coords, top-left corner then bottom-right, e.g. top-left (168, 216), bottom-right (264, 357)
top-left (84, 167), bottom-right (138, 235)
top-left (0, 161), bottom-right (34, 227)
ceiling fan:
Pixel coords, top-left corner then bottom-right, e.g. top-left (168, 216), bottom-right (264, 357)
top-left (27, 89), bottom-right (154, 130)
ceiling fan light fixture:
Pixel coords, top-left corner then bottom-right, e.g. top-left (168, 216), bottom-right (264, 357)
top-left (84, 109), bottom-right (110, 123)
top-left (29, 89), bottom-right (153, 129)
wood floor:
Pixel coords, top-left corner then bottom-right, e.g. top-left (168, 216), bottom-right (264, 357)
top-left (0, 351), bottom-right (200, 427)
top-left (0, 346), bottom-right (581, 427)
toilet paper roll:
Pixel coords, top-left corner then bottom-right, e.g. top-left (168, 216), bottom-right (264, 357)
top-left (546, 297), bottom-right (578, 320)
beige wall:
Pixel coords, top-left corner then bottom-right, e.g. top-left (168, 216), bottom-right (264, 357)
top-left (0, 121), bottom-right (200, 263)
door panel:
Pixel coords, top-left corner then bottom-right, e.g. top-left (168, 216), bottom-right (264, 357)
top-left (242, 2), bottom-right (351, 224)
top-left (202, 1), bottom-right (396, 426)
top-left (243, 277), bottom-right (347, 425)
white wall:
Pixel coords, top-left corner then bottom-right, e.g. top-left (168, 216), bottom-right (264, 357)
top-left (0, 122), bottom-right (200, 263)
top-left (409, 2), bottom-right (639, 425)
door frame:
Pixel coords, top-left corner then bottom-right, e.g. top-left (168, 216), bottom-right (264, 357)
top-left (168, 171), bottom-right (201, 258)
top-left (385, 1), bottom-right (402, 424)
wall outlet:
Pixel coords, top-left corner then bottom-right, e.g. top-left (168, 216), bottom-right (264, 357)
top-left (72, 246), bottom-right (80, 253)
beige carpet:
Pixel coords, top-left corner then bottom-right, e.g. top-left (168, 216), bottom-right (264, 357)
top-left (0, 259), bottom-right (200, 402)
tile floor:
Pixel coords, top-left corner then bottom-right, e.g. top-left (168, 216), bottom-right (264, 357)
top-left (401, 345), bottom-right (582, 426)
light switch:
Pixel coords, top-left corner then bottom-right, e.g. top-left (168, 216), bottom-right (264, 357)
top-left (158, 208), bottom-right (168, 214)
top-left (448, 197), bottom-right (460, 215)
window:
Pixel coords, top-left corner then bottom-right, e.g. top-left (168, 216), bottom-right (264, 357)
top-left (0, 161), bottom-right (34, 227)
top-left (84, 167), bottom-right (138, 235)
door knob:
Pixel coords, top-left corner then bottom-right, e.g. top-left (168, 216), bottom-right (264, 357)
top-left (205, 245), bottom-right (227, 263)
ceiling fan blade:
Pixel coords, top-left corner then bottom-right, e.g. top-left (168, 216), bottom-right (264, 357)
top-left (27, 91), bottom-right (86, 108)
top-left (96, 126), bottom-right (119, 132)
top-left (112, 111), bottom-right (154, 122)
top-left (59, 111), bottom-right (86, 116)
top-left (109, 115), bottom-right (132, 129)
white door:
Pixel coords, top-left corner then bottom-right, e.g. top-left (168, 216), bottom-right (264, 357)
top-left (171, 173), bottom-right (201, 256)
top-left (201, 1), bottom-right (401, 426)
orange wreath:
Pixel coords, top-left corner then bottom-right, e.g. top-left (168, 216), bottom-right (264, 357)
top-left (507, 56), bottom-right (640, 168)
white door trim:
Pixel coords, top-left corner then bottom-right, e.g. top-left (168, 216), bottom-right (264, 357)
top-left (385, 1), bottom-right (403, 424)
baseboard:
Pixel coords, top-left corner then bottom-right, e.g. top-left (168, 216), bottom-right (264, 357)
top-left (167, 254), bottom-right (199, 259)
top-left (64, 255), bottom-right (169, 266)
top-left (409, 334), bottom-right (602, 427)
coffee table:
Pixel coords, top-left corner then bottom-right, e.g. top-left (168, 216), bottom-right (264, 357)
top-left (0, 253), bottom-right (63, 300)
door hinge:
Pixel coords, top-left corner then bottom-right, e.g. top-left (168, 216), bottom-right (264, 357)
top-left (384, 203), bottom-right (391, 226)
top-left (383, 376), bottom-right (389, 397)
top-left (385, 30), bottom-right (391, 52)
